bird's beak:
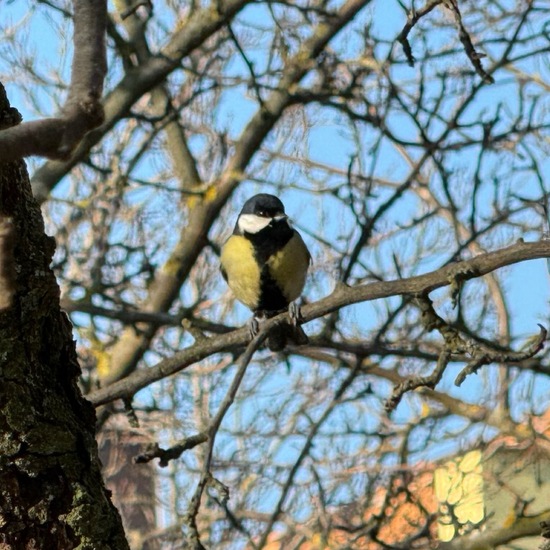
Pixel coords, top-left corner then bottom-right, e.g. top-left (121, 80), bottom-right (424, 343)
top-left (274, 214), bottom-right (288, 222)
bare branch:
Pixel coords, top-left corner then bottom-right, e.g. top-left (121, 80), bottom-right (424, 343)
top-left (134, 433), bottom-right (208, 467)
top-left (88, 239), bottom-right (550, 407)
top-left (454, 324), bottom-right (546, 386)
top-left (185, 326), bottom-right (269, 548)
top-left (31, 0), bottom-right (252, 200)
top-left (444, 0), bottom-right (494, 84)
top-left (0, 0), bottom-right (107, 162)
top-left (397, 0), bottom-right (494, 83)
top-left (386, 350), bottom-right (451, 412)
top-left (386, 295), bottom-right (547, 410)
top-left (255, 361), bottom-right (360, 549)
top-left (397, 0), bottom-right (443, 66)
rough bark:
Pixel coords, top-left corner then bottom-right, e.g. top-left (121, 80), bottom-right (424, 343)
top-left (0, 83), bottom-right (129, 549)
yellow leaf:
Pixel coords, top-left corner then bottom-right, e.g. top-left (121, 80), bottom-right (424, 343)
top-left (434, 468), bottom-right (452, 501)
top-left (462, 472), bottom-right (483, 494)
top-left (459, 450), bottom-right (481, 473)
top-left (455, 494), bottom-right (484, 524)
top-left (438, 523), bottom-right (455, 542)
top-left (446, 482), bottom-right (463, 505)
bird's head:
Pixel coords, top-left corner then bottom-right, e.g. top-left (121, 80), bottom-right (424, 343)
top-left (237, 194), bottom-right (289, 234)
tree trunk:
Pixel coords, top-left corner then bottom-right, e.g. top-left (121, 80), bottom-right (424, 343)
top-left (0, 83), bottom-right (130, 549)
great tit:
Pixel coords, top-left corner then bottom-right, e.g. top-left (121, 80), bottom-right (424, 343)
top-left (220, 193), bottom-right (310, 351)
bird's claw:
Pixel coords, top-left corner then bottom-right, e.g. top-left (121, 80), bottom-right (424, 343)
top-left (248, 316), bottom-right (260, 338)
top-left (288, 302), bottom-right (302, 326)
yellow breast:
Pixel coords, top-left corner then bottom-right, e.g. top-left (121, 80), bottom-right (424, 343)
top-left (220, 235), bottom-right (262, 309)
top-left (266, 232), bottom-right (310, 303)
top-left (221, 231), bottom-right (310, 312)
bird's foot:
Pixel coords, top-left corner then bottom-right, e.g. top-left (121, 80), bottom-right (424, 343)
top-left (247, 315), bottom-right (261, 339)
top-left (288, 302), bottom-right (303, 326)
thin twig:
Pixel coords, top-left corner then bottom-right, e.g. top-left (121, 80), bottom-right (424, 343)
top-left (134, 433), bottom-right (208, 467)
top-left (444, 0), bottom-right (494, 84)
top-left (386, 350), bottom-right (450, 412)
top-left (386, 295), bottom-right (547, 410)
top-left (455, 324), bottom-right (546, 386)
top-left (184, 325), bottom-right (269, 548)
top-left (227, 23), bottom-right (264, 106)
top-left (397, 0), bottom-right (444, 66)
top-left (256, 360), bottom-right (361, 548)
top-left (396, 0), bottom-right (494, 83)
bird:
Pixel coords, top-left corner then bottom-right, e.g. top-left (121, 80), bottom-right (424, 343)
top-left (220, 193), bottom-right (310, 351)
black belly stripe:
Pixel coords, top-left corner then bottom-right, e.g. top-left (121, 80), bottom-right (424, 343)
top-left (256, 266), bottom-right (288, 313)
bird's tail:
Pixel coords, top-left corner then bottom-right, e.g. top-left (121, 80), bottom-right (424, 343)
top-left (267, 321), bottom-right (308, 352)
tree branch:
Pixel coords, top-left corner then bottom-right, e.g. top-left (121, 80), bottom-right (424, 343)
top-left (444, 0), bottom-right (494, 84)
top-left (134, 433), bottom-right (208, 467)
top-left (88, 239), bottom-right (550, 407)
top-left (0, 0), bottom-right (107, 162)
top-left (185, 326), bottom-right (269, 548)
top-left (31, 0), bottom-right (251, 200)
top-left (397, 0), bottom-right (443, 66)
top-left (397, 0), bottom-right (494, 83)
top-left (438, 509), bottom-right (550, 550)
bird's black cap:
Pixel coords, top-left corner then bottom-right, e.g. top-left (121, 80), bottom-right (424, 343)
top-left (240, 194), bottom-right (285, 216)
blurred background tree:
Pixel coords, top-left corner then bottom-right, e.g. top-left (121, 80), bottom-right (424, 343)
top-left (1, 0), bottom-right (550, 548)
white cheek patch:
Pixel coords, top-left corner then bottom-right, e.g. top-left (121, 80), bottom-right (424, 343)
top-left (238, 214), bottom-right (272, 234)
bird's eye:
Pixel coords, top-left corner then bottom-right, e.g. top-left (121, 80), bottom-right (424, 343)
top-left (258, 210), bottom-right (268, 217)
